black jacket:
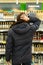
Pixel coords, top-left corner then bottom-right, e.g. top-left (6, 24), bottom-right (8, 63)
top-left (5, 17), bottom-right (41, 65)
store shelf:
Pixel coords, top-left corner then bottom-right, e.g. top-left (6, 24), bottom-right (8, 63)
top-left (0, 29), bottom-right (8, 32)
top-left (37, 29), bottom-right (43, 32)
top-left (32, 40), bottom-right (43, 43)
top-left (0, 0), bottom-right (36, 3)
top-left (0, 41), bottom-right (6, 44)
top-left (0, 52), bottom-right (5, 55)
top-left (0, 19), bottom-right (15, 21)
top-left (0, 0), bottom-right (16, 3)
top-left (37, 25), bottom-right (43, 32)
top-left (32, 52), bottom-right (43, 54)
top-left (0, 52), bottom-right (43, 55)
top-left (0, 0), bottom-right (43, 3)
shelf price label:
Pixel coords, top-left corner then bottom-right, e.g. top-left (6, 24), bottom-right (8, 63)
top-left (0, 13), bottom-right (3, 18)
top-left (0, 13), bottom-right (4, 21)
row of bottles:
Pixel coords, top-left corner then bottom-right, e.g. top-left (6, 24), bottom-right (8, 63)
top-left (0, 44), bottom-right (5, 54)
top-left (33, 32), bottom-right (43, 41)
top-left (0, 0), bottom-right (42, 3)
top-left (0, 56), bottom-right (12, 65)
top-left (0, 22), bottom-right (13, 29)
top-left (0, 31), bottom-right (43, 42)
top-left (0, 55), bottom-right (43, 65)
top-left (3, 16), bottom-right (14, 21)
top-left (32, 44), bottom-right (43, 53)
top-left (0, 32), bottom-right (7, 42)
top-left (32, 55), bottom-right (43, 65)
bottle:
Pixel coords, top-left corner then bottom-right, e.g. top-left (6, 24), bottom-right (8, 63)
top-left (32, 44), bottom-right (34, 53)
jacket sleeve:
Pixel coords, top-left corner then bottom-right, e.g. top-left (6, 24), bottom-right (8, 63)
top-left (29, 17), bottom-right (41, 32)
top-left (5, 29), bottom-right (13, 62)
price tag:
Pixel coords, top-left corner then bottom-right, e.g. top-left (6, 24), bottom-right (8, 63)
top-left (0, 13), bottom-right (3, 19)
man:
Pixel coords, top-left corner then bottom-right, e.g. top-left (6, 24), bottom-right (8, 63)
top-left (6, 12), bottom-right (41, 65)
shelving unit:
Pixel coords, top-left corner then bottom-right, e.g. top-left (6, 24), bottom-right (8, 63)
top-left (32, 31), bottom-right (43, 65)
top-left (0, 19), bottom-right (43, 65)
top-left (0, 21), bottom-right (14, 65)
top-left (0, 0), bottom-right (43, 65)
top-left (0, 0), bottom-right (43, 3)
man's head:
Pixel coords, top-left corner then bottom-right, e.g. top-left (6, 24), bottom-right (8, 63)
top-left (17, 12), bottom-right (25, 21)
top-left (17, 12), bottom-right (30, 22)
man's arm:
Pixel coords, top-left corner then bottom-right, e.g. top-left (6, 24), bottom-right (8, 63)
top-left (5, 29), bottom-right (13, 65)
top-left (29, 17), bottom-right (41, 31)
top-left (20, 14), bottom-right (41, 31)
